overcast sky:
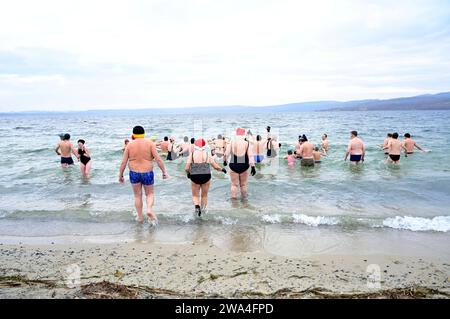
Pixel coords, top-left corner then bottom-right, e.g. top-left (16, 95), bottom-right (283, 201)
top-left (0, 0), bottom-right (449, 112)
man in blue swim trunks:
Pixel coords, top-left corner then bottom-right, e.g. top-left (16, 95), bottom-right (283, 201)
top-left (253, 135), bottom-right (265, 164)
top-left (119, 126), bottom-right (168, 224)
top-left (344, 131), bottom-right (365, 164)
top-left (55, 133), bottom-right (79, 168)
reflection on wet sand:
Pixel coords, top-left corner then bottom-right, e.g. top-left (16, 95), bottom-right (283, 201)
top-left (130, 221), bottom-right (450, 260)
top-left (131, 222), bottom-right (265, 253)
top-left (212, 225), bottom-right (264, 252)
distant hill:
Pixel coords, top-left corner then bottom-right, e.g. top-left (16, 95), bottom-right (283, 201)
top-left (320, 92), bottom-right (450, 111)
top-left (1, 92), bottom-right (450, 115)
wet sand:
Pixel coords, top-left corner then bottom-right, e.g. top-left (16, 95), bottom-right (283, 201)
top-left (0, 241), bottom-right (449, 298)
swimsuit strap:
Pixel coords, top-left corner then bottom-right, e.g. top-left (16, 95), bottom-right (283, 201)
top-left (233, 140), bottom-right (249, 155)
top-left (231, 141), bottom-right (238, 162)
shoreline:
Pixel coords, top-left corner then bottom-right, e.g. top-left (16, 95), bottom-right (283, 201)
top-left (0, 241), bottom-right (449, 299)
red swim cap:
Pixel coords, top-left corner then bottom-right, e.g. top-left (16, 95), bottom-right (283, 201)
top-left (236, 128), bottom-right (246, 136)
top-left (194, 138), bottom-right (206, 148)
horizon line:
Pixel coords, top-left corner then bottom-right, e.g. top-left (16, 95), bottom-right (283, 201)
top-left (1, 91), bottom-right (448, 114)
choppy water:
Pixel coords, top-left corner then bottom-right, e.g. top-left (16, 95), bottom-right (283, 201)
top-left (0, 111), bottom-right (449, 258)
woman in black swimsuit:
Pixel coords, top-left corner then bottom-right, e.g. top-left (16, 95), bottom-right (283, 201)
top-left (77, 139), bottom-right (92, 178)
top-left (185, 139), bottom-right (227, 216)
top-left (224, 128), bottom-right (256, 200)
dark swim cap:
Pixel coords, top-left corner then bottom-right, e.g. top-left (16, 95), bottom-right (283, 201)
top-left (64, 133), bottom-right (70, 140)
top-left (77, 139), bottom-right (85, 144)
top-left (133, 126), bottom-right (145, 135)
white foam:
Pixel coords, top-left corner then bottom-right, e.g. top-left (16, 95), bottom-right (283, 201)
top-left (214, 216), bottom-right (238, 225)
top-left (180, 214), bottom-right (194, 223)
top-left (382, 216), bottom-right (450, 232)
top-left (292, 214), bottom-right (339, 227)
top-left (262, 214), bottom-right (282, 223)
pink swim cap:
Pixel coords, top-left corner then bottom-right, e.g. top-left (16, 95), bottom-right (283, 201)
top-left (236, 128), bottom-right (246, 136)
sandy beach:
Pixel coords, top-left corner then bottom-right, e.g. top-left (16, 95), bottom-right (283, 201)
top-left (1, 240), bottom-right (449, 299)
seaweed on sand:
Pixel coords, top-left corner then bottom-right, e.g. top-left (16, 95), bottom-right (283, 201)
top-left (0, 274), bottom-right (449, 299)
top-left (80, 281), bottom-right (138, 299)
top-left (0, 275), bottom-right (57, 288)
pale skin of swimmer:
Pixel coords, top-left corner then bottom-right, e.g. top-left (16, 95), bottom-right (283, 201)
top-left (119, 138), bottom-right (168, 223)
top-left (55, 140), bottom-right (79, 167)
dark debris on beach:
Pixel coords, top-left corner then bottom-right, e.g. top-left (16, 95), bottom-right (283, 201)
top-left (0, 274), bottom-right (449, 299)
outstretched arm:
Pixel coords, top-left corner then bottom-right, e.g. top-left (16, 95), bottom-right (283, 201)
top-left (118, 148), bottom-right (129, 183)
top-left (298, 145), bottom-right (304, 159)
top-left (247, 143), bottom-right (256, 176)
top-left (151, 143), bottom-right (168, 178)
top-left (185, 153), bottom-right (192, 174)
top-left (71, 143), bottom-right (79, 159)
top-left (84, 147), bottom-right (91, 158)
top-left (209, 157), bottom-right (225, 172)
top-left (402, 144), bottom-right (408, 157)
top-left (223, 143), bottom-right (231, 166)
top-left (344, 143), bottom-right (350, 161)
top-left (55, 143), bottom-right (61, 155)
top-left (247, 144), bottom-right (255, 167)
top-left (415, 142), bottom-right (424, 151)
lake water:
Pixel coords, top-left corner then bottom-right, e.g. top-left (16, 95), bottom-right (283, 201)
top-left (0, 110), bottom-right (449, 258)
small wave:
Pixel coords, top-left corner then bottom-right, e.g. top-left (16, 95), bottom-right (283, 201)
top-left (292, 214), bottom-right (339, 227)
top-left (382, 216), bottom-right (450, 232)
top-left (180, 214), bottom-right (194, 223)
top-left (24, 147), bottom-right (50, 154)
top-left (14, 126), bottom-right (33, 130)
top-left (262, 214), bottom-right (282, 223)
top-left (214, 216), bottom-right (238, 225)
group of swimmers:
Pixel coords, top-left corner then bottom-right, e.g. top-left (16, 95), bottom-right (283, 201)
top-left (379, 132), bottom-right (425, 164)
top-left (148, 126), bottom-right (330, 169)
top-left (55, 126), bottom-right (425, 224)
